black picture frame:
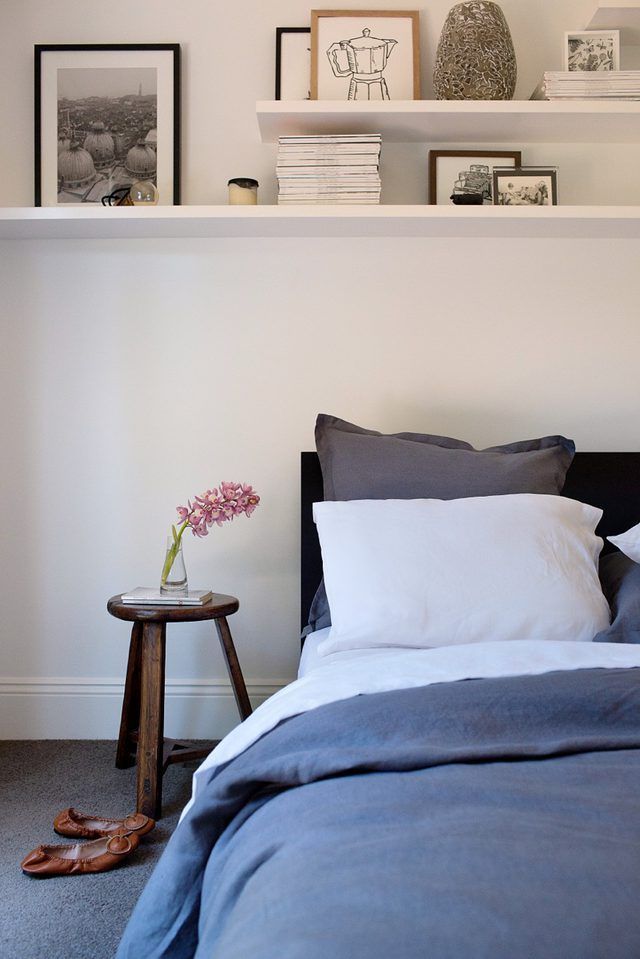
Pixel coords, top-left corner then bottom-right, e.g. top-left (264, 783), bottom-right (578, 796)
top-left (34, 43), bottom-right (181, 206)
top-left (428, 150), bottom-right (522, 205)
top-left (492, 167), bottom-right (558, 206)
top-left (275, 27), bottom-right (311, 100)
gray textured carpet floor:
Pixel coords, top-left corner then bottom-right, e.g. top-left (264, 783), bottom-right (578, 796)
top-left (0, 741), bottom-right (208, 959)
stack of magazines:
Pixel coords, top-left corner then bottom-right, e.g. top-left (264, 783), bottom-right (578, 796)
top-left (120, 588), bottom-right (213, 606)
top-left (533, 71), bottom-right (640, 100)
top-left (276, 134), bottom-right (382, 205)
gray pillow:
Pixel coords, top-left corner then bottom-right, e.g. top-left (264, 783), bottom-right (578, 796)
top-left (307, 414), bottom-right (575, 633)
top-left (594, 551), bottom-right (640, 644)
top-left (316, 414), bottom-right (575, 501)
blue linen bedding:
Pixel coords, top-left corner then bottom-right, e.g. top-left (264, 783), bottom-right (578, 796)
top-left (116, 667), bottom-right (640, 959)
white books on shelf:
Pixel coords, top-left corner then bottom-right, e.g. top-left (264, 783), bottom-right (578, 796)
top-left (277, 159), bottom-right (380, 170)
top-left (278, 152), bottom-right (381, 161)
top-left (278, 134), bottom-right (381, 143)
top-left (278, 178), bottom-right (382, 186)
top-left (277, 198), bottom-right (381, 204)
top-left (276, 133), bottom-right (382, 206)
top-left (533, 70), bottom-right (640, 99)
top-left (120, 587), bottom-right (213, 606)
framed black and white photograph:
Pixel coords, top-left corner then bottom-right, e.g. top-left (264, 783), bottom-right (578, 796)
top-left (34, 44), bottom-right (180, 206)
top-left (311, 10), bottom-right (420, 100)
top-left (564, 31), bottom-right (620, 71)
top-left (428, 150), bottom-right (522, 205)
top-left (492, 167), bottom-right (558, 206)
top-left (275, 28), bottom-right (312, 100)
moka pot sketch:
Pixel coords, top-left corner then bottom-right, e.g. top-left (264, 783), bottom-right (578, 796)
top-left (326, 28), bottom-right (397, 100)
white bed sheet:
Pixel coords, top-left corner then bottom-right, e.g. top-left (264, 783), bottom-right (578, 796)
top-left (181, 638), bottom-right (640, 820)
top-left (298, 629), bottom-right (327, 677)
top-left (298, 627), bottom-right (382, 677)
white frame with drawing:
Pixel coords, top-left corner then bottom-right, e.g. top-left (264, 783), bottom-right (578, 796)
top-left (311, 10), bottom-right (420, 101)
top-left (564, 31), bottom-right (620, 71)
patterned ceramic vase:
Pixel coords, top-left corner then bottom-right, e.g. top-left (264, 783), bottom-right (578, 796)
top-left (434, 1), bottom-right (517, 100)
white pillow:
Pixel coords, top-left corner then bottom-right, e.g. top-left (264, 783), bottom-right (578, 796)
top-left (314, 494), bottom-right (610, 657)
top-left (608, 522), bottom-right (640, 564)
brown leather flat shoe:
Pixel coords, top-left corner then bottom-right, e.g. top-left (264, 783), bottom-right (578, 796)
top-left (53, 808), bottom-right (155, 840)
top-left (21, 832), bottom-right (139, 877)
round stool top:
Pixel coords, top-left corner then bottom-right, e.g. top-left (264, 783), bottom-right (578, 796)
top-left (107, 593), bottom-right (239, 623)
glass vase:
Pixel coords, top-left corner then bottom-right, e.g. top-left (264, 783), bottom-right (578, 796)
top-left (160, 535), bottom-right (188, 594)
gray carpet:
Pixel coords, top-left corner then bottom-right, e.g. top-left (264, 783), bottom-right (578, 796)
top-left (0, 741), bottom-right (207, 959)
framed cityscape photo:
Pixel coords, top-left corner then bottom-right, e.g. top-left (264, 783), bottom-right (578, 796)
top-left (34, 44), bottom-right (180, 206)
top-left (564, 31), bottom-right (620, 71)
top-left (311, 10), bottom-right (420, 100)
top-left (492, 167), bottom-right (558, 206)
top-left (275, 27), bottom-right (312, 100)
top-left (428, 150), bottom-right (522, 205)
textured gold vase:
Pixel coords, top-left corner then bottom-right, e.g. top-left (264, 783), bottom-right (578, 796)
top-left (434, 1), bottom-right (517, 100)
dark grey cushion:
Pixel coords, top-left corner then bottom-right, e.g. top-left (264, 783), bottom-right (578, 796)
top-left (307, 414), bottom-right (576, 633)
top-left (316, 414), bottom-right (575, 501)
top-left (594, 551), bottom-right (640, 644)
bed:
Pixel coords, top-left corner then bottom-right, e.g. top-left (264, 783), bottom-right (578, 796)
top-left (117, 422), bottom-right (640, 959)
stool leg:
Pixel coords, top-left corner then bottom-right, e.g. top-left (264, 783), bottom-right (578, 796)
top-left (215, 617), bottom-right (253, 721)
top-left (137, 622), bottom-right (166, 819)
top-left (116, 622), bottom-right (142, 769)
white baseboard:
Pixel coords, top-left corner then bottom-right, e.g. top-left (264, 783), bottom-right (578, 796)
top-left (0, 676), bottom-right (289, 739)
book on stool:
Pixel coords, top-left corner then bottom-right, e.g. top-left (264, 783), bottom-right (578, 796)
top-left (120, 587), bottom-right (213, 606)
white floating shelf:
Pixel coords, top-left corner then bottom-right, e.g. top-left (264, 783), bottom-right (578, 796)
top-left (587, 2), bottom-right (640, 44)
top-left (256, 99), bottom-right (640, 144)
top-left (1, 205), bottom-right (639, 240)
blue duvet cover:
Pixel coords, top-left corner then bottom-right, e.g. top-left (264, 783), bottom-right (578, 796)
top-left (117, 667), bottom-right (640, 959)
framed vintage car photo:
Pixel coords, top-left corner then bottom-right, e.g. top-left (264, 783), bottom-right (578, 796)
top-left (428, 150), bottom-right (522, 205)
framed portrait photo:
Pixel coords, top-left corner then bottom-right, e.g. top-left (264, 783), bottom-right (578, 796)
top-left (34, 43), bottom-right (180, 206)
top-left (428, 150), bottom-right (522, 205)
top-left (275, 28), bottom-right (312, 100)
top-left (564, 31), bottom-right (620, 71)
top-left (492, 168), bottom-right (558, 206)
top-left (311, 10), bottom-right (420, 100)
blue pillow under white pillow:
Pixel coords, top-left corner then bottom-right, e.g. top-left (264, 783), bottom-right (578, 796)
top-left (313, 493), bottom-right (611, 657)
top-left (591, 520), bottom-right (640, 645)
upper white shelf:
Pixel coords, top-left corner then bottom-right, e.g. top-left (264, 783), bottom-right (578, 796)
top-left (256, 99), bottom-right (640, 144)
top-left (1, 205), bottom-right (639, 240)
top-left (587, 2), bottom-right (640, 44)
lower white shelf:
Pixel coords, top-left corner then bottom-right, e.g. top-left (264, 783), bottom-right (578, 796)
top-left (0, 205), bottom-right (639, 240)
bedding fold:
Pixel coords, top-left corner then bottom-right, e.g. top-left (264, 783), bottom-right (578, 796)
top-left (117, 666), bottom-right (640, 959)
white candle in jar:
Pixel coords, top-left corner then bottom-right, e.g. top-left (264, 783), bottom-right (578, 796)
top-left (228, 178), bottom-right (258, 205)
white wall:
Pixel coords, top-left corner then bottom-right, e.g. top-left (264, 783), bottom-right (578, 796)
top-left (1, 0), bottom-right (639, 738)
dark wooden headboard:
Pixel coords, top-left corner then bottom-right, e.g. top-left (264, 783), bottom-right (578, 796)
top-left (300, 451), bottom-right (640, 630)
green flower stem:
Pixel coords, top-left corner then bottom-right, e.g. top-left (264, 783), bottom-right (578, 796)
top-left (161, 520), bottom-right (189, 586)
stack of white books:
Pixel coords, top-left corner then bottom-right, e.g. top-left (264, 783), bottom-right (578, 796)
top-left (276, 134), bottom-right (382, 205)
top-left (533, 71), bottom-right (640, 100)
top-left (120, 587), bottom-right (213, 606)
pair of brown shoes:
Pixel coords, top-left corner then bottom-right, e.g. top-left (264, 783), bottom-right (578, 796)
top-left (21, 808), bottom-right (155, 877)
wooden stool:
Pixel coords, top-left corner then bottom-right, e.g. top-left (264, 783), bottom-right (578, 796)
top-left (107, 593), bottom-right (252, 818)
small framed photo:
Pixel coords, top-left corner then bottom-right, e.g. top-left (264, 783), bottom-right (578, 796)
top-left (428, 150), bottom-right (522, 205)
top-left (35, 43), bottom-right (180, 206)
top-left (275, 28), bottom-right (312, 100)
top-left (564, 31), bottom-right (620, 71)
top-left (492, 168), bottom-right (558, 206)
top-left (311, 10), bottom-right (420, 100)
